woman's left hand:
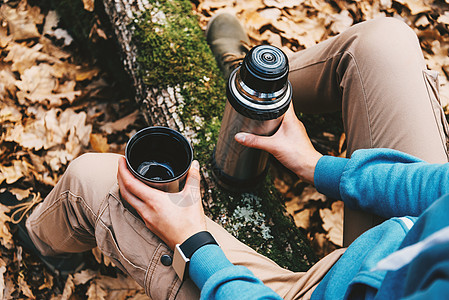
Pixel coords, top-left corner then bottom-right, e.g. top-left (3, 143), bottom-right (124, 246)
top-left (117, 156), bottom-right (206, 250)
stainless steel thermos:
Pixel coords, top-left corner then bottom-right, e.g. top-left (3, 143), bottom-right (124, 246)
top-left (212, 45), bottom-right (292, 191)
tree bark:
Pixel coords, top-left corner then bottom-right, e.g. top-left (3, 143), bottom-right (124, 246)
top-left (83, 0), bottom-right (316, 271)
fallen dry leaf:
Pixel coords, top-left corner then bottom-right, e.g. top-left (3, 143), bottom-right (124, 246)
top-left (438, 12), bottom-right (449, 26)
top-left (18, 272), bottom-right (35, 299)
top-left (0, 103), bottom-right (21, 123)
top-left (0, 160), bottom-right (31, 185)
top-left (60, 274), bottom-right (75, 300)
top-left (0, 3), bottom-right (40, 40)
top-left (4, 43), bottom-right (55, 75)
top-left (0, 205), bottom-right (13, 249)
top-left (73, 269), bottom-right (97, 285)
top-left (320, 201), bottom-right (344, 247)
top-left (86, 280), bottom-right (107, 300)
top-left (43, 10), bottom-right (59, 35)
top-left (395, 0), bottom-right (432, 15)
top-left (90, 274), bottom-right (147, 300)
top-left (9, 188), bottom-right (32, 201)
top-left (263, 0), bottom-right (301, 9)
top-left (83, 0), bottom-right (95, 12)
top-left (90, 133), bottom-right (110, 153)
top-left (100, 111), bottom-right (139, 134)
top-left (0, 266), bottom-right (6, 300)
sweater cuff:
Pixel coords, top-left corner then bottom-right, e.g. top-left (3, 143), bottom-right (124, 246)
top-left (314, 156), bottom-right (349, 199)
top-left (189, 244), bottom-right (233, 290)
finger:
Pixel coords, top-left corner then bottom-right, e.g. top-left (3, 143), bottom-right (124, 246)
top-left (117, 170), bottom-right (149, 215)
top-left (117, 157), bottom-right (163, 204)
top-left (234, 132), bottom-right (272, 151)
top-left (185, 160), bottom-right (201, 187)
top-left (280, 103), bottom-right (299, 125)
top-left (175, 160), bottom-right (202, 207)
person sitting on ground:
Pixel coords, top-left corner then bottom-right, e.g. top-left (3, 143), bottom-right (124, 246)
top-left (4, 13), bottom-right (449, 299)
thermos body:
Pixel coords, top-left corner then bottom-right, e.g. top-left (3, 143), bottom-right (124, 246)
top-left (213, 45), bottom-right (292, 191)
top-left (214, 101), bottom-right (283, 181)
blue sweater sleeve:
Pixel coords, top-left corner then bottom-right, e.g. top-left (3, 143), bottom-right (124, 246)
top-left (189, 244), bottom-right (282, 299)
top-left (314, 148), bottom-right (449, 218)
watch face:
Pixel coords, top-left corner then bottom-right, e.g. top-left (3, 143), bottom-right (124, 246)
top-left (173, 244), bottom-right (190, 281)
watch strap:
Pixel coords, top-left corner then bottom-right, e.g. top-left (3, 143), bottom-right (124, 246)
top-left (180, 231), bottom-right (218, 258)
top-left (173, 231), bottom-right (218, 281)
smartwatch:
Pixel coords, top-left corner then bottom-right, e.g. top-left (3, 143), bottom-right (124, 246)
top-left (173, 231), bottom-right (218, 281)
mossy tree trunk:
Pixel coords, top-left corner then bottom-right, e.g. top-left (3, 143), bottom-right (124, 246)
top-left (77, 0), bottom-right (317, 271)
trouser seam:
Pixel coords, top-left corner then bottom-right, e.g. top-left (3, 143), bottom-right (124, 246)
top-left (28, 190), bottom-right (97, 227)
top-left (291, 50), bottom-right (374, 150)
top-left (96, 219), bottom-right (146, 272)
top-left (345, 50), bottom-right (373, 149)
top-left (289, 50), bottom-right (345, 73)
top-left (108, 191), bottom-right (162, 245)
top-left (422, 70), bottom-right (449, 160)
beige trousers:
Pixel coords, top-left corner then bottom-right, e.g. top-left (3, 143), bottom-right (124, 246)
top-left (26, 18), bottom-right (448, 299)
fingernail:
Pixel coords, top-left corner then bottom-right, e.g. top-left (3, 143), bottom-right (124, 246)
top-left (235, 133), bottom-right (246, 143)
top-left (192, 160), bottom-right (199, 170)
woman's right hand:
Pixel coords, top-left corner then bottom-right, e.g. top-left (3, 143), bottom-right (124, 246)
top-left (234, 104), bottom-right (322, 184)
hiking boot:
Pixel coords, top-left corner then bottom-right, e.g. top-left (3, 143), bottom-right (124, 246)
top-left (0, 191), bottom-right (85, 277)
top-left (206, 13), bottom-right (251, 80)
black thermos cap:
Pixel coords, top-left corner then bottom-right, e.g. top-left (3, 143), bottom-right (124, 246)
top-left (239, 45), bottom-right (289, 94)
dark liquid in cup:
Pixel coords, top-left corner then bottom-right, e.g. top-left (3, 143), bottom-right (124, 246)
top-left (126, 127), bottom-right (193, 191)
top-left (137, 161), bottom-right (175, 181)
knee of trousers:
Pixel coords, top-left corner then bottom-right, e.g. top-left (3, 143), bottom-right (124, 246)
top-left (58, 153), bottom-right (121, 215)
top-left (349, 17), bottom-right (422, 62)
top-left (63, 153), bottom-right (120, 187)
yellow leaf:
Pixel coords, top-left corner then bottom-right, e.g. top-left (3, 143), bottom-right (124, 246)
top-left (75, 68), bottom-right (100, 81)
top-left (38, 270), bottom-right (53, 291)
top-left (244, 11), bottom-right (271, 32)
top-left (83, 0), bottom-right (95, 12)
top-left (90, 133), bottom-right (110, 153)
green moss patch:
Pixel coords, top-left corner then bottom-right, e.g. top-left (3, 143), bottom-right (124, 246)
top-left (133, 0), bottom-right (316, 271)
top-left (133, 0), bottom-right (226, 161)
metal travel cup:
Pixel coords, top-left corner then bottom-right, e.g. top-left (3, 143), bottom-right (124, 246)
top-left (212, 45), bottom-right (292, 191)
top-left (125, 127), bottom-right (193, 192)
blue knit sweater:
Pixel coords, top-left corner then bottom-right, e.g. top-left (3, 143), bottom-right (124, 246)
top-left (189, 149), bottom-right (449, 299)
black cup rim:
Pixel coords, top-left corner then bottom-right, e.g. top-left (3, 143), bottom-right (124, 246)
top-left (125, 126), bottom-right (193, 184)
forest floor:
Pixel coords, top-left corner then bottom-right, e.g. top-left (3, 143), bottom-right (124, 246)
top-left (0, 0), bottom-right (448, 298)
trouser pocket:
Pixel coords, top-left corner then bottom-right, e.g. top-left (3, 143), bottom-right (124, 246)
top-left (95, 184), bottom-right (183, 299)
